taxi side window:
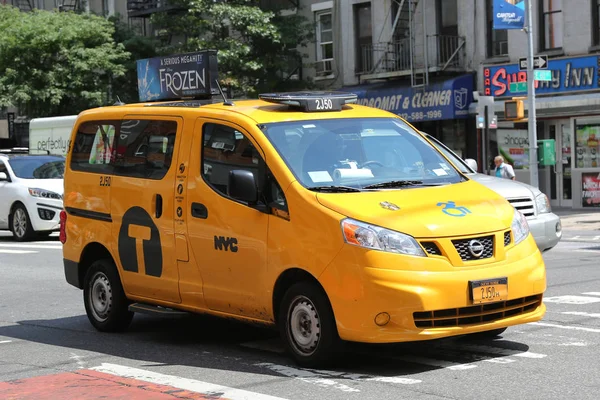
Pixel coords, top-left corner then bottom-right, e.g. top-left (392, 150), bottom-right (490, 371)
top-left (70, 119), bottom-right (177, 180)
top-left (112, 119), bottom-right (177, 180)
top-left (71, 121), bottom-right (118, 173)
top-left (202, 123), bottom-right (287, 211)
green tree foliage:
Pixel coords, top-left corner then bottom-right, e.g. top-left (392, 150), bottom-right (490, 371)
top-left (109, 15), bottom-right (159, 104)
top-left (0, 5), bottom-right (129, 117)
top-left (151, 0), bottom-right (314, 97)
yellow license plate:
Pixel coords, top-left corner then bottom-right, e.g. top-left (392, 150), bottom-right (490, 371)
top-left (470, 278), bottom-right (508, 304)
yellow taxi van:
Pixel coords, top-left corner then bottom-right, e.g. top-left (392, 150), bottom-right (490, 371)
top-left (62, 90), bottom-right (546, 367)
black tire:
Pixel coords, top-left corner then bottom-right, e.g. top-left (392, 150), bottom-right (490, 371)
top-left (278, 281), bottom-right (341, 368)
top-left (10, 204), bottom-right (35, 242)
top-left (468, 327), bottom-right (507, 339)
top-left (83, 259), bottom-right (133, 332)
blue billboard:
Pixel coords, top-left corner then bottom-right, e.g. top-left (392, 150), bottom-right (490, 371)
top-left (344, 74), bottom-right (474, 122)
top-left (493, 0), bottom-right (525, 30)
top-left (484, 55), bottom-right (600, 98)
top-left (136, 51), bottom-right (219, 102)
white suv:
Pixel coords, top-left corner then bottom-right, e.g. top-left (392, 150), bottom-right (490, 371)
top-left (424, 133), bottom-right (562, 252)
top-left (0, 152), bottom-right (65, 241)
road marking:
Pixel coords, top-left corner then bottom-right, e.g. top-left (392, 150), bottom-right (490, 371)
top-left (0, 249), bottom-right (37, 254)
top-left (562, 311), bottom-right (600, 318)
top-left (70, 353), bottom-right (86, 369)
top-left (443, 343), bottom-right (546, 360)
top-left (91, 363), bottom-right (288, 400)
top-left (0, 340), bottom-right (12, 344)
top-left (532, 322), bottom-right (600, 333)
top-left (384, 354), bottom-right (477, 370)
top-left (0, 243), bottom-right (62, 249)
top-left (582, 292), bottom-right (600, 297)
top-left (544, 295), bottom-right (600, 304)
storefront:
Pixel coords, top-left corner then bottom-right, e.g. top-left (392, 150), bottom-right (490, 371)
top-left (482, 54), bottom-right (600, 210)
top-left (342, 74), bottom-right (477, 159)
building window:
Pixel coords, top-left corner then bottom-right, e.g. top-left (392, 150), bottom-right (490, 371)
top-left (354, 2), bottom-right (372, 74)
top-left (486, 0), bottom-right (508, 57)
top-left (437, 0), bottom-right (458, 37)
top-left (540, 0), bottom-right (563, 50)
top-left (315, 10), bottom-right (334, 77)
top-left (593, 0), bottom-right (600, 46)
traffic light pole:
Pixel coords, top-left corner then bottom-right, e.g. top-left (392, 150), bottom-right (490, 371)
top-left (526, 0), bottom-right (539, 188)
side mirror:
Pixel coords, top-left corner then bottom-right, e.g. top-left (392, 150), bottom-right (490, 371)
top-left (465, 158), bottom-right (478, 172)
top-left (228, 170), bottom-right (258, 204)
top-left (0, 172), bottom-right (8, 181)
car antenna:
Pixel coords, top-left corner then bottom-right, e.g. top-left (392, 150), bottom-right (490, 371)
top-left (214, 79), bottom-right (234, 106)
top-left (113, 96), bottom-right (125, 106)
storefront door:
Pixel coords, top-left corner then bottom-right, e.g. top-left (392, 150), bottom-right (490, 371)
top-left (548, 120), bottom-right (573, 208)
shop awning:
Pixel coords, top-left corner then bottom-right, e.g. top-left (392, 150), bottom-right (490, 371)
top-left (469, 92), bottom-right (600, 119)
top-left (341, 74), bottom-right (475, 122)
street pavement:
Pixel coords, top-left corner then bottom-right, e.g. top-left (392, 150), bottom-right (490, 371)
top-left (0, 223), bottom-right (599, 400)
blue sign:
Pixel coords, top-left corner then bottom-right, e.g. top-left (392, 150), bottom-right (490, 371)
top-left (136, 51), bottom-right (219, 102)
top-left (344, 74), bottom-right (474, 122)
top-left (484, 55), bottom-right (600, 98)
top-left (493, 0), bottom-right (525, 29)
top-left (436, 201), bottom-right (472, 217)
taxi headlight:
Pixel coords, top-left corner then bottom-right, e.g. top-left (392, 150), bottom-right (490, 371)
top-left (535, 192), bottom-right (552, 214)
top-left (511, 207), bottom-right (530, 245)
top-left (341, 218), bottom-right (425, 257)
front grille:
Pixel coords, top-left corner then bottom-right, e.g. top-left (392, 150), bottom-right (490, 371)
top-left (422, 242), bottom-right (442, 256)
top-left (413, 295), bottom-right (542, 328)
top-left (504, 231), bottom-right (511, 246)
top-left (452, 235), bottom-right (494, 261)
top-left (508, 197), bottom-right (535, 217)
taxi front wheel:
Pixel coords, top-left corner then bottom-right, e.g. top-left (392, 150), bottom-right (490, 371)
top-left (279, 282), bottom-right (341, 368)
top-left (83, 259), bottom-right (133, 332)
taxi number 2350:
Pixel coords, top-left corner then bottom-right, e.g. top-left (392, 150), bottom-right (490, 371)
top-left (99, 176), bottom-right (112, 187)
top-left (315, 98), bottom-right (334, 110)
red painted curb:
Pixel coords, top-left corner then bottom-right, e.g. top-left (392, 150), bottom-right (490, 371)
top-left (0, 369), bottom-right (231, 400)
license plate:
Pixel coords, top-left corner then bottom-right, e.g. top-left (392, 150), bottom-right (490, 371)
top-left (470, 278), bottom-right (508, 304)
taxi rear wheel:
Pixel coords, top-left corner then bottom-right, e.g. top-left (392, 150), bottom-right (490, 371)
top-left (279, 281), bottom-right (341, 368)
top-left (83, 259), bottom-right (133, 332)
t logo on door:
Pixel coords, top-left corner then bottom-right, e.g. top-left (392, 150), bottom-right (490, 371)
top-left (118, 207), bottom-right (163, 277)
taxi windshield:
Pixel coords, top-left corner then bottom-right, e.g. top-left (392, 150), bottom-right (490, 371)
top-left (262, 117), bottom-right (463, 190)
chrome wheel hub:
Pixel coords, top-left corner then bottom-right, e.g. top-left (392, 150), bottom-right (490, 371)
top-left (89, 272), bottom-right (112, 322)
top-left (288, 296), bottom-right (320, 355)
top-left (13, 209), bottom-right (27, 238)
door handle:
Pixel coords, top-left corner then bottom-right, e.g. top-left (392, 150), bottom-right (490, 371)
top-left (191, 202), bottom-right (208, 219)
top-left (155, 194), bottom-right (163, 218)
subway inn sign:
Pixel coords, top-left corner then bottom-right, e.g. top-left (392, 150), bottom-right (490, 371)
top-left (484, 55), bottom-right (600, 98)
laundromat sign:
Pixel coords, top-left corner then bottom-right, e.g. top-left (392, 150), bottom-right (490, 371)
top-left (484, 55), bottom-right (600, 98)
top-left (349, 74), bottom-right (474, 122)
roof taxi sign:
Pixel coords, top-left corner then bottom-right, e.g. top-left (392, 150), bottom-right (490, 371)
top-left (136, 51), bottom-right (219, 102)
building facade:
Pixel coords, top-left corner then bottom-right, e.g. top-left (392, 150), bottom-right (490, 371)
top-left (300, 0), bottom-right (600, 210)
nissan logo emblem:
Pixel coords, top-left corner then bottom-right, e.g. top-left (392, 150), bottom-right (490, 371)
top-left (468, 239), bottom-right (485, 258)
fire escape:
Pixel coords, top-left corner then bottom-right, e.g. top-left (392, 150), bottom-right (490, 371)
top-left (7, 0), bottom-right (81, 11)
top-left (127, 0), bottom-right (186, 36)
top-left (359, 0), bottom-right (466, 88)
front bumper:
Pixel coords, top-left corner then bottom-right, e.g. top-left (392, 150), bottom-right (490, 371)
top-left (528, 212), bottom-right (562, 252)
top-left (319, 237), bottom-right (546, 343)
top-left (30, 200), bottom-right (63, 232)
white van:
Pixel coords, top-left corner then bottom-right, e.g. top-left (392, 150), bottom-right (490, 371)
top-left (29, 115), bottom-right (77, 156)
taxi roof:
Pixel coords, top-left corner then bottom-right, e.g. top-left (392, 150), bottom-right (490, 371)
top-left (81, 98), bottom-right (397, 125)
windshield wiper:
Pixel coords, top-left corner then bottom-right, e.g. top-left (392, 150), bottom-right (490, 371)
top-left (309, 185), bottom-right (362, 193)
top-left (363, 180), bottom-right (424, 189)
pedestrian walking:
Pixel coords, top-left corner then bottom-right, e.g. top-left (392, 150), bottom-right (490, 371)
top-left (493, 155), bottom-right (515, 180)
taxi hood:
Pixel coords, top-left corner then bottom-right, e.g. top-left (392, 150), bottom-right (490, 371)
top-left (316, 180), bottom-right (513, 238)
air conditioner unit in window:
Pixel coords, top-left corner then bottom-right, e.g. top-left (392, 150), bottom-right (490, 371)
top-left (315, 59), bottom-right (335, 77)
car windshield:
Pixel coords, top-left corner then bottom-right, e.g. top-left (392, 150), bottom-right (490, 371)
top-left (423, 133), bottom-right (473, 174)
top-left (9, 156), bottom-right (65, 179)
top-left (262, 118), bottom-right (464, 190)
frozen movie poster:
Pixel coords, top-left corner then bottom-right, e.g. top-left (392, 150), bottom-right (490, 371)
top-left (493, 0), bottom-right (525, 29)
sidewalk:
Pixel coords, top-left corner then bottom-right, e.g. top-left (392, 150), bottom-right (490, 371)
top-left (553, 207), bottom-right (600, 234)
